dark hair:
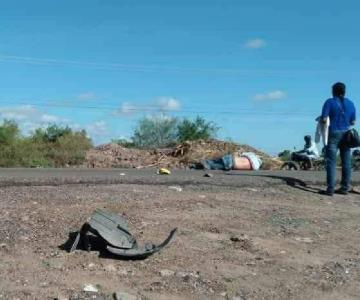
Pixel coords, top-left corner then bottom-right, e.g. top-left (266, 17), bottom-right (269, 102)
top-left (332, 82), bottom-right (346, 100)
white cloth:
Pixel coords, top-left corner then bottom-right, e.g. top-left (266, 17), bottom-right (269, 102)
top-left (240, 152), bottom-right (262, 170)
top-left (315, 116), bottom-right (330, 146)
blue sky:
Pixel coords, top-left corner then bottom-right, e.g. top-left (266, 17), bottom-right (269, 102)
top-left (0, 0), bottom-right (359, 154)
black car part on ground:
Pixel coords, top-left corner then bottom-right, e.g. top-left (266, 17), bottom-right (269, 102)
top-left (69, 209), bottom-right (177, 259)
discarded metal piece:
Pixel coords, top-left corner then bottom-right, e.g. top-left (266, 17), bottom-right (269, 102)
top-left (69, 209), bottom-right (177, 259)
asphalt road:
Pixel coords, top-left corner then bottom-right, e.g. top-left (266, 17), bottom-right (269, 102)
top-left (0, 168), bottom-right (359, 187)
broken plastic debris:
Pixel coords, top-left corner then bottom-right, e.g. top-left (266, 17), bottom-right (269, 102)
top-left (168, 186), bottom-right (182, 192)
top-left (158, 168), bottom-right (171, 175)
top-left (67, 209), bottom-right (177, 259)
top-left (83, 283), bottom-right (98, 293)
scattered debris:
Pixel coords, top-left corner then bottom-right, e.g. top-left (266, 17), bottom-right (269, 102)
top-left (159, 269), bottom-right (175, 277)
top-left (230, 236), bottom-right (241, 242)
top-left (158, 168), bottom-right (171, 175)
top-left (168, 186), bottom-right (183, 192)
top-left (83, 283), bottom-right (99, 293)
top-left (67, 209), bottom-right (177, 259)
top-left (113, 291), bottom-right (138, 300)
top-left (295, 237), bottom-right (313, 243)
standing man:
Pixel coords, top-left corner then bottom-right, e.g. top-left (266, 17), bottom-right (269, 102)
top-left (320, 82), bottom-right (356, 196)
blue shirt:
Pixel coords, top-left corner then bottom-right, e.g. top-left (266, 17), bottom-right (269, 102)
top-left (321, 97), bottom-right (356, 132)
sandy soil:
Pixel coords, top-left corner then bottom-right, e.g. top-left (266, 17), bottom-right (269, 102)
top-left (0, 177), bottom-right (360, 299)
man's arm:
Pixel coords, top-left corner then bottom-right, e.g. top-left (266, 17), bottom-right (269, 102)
top-left (350, 105), bottom-right (356, 126)
top-left (321, 100), bottom-right (330, 123)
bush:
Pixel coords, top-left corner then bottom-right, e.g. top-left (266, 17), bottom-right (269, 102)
top-left (131, 115), bottom-right (219, 149)
top-left (177, 116), bottom-right (219, 142)
top-left (132, 116), bottom-right (178, 149)
top-left (0, 121), bottom-right (92, 167)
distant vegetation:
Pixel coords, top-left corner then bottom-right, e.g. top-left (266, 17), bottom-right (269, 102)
top-left (113, 115), bottom-right (220, 149)
top-left (0, 115), bottom-right (218, 167)
top-left (0, 120), bottom-right (92, 167)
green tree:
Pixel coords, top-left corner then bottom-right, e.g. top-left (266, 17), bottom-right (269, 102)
top-left (132, 116), bottom-right (178, 149)
top-left (177, 116), bottom-right (219, 142)
top-left (33, 124), bottom-right (72, 143)
top-left (0, 120), bottom-right (20, 145)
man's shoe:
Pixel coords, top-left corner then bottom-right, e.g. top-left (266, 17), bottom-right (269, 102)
top-left (335, 188), bottom-right (348, 195)
top-left (319, 190), bottom-right (334, 196)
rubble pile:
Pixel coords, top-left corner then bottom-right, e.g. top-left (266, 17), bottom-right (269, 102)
top-left (85, 140), bottom-right (282, 170)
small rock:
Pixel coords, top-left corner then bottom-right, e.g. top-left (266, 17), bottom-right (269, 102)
top-left (230, 236), bottom-right (240, 242)
top-left (104, 264), bottom-right (117, 272)
top-left (83, 283), bottom-right (98, 293)
top-left (117, 268), bottom-right (129, 276)
top-left (119, 173), bottom-right (126, 176)
top-left (54, 295), bottom-right (68, 300)
top-left (168, 186), bottom-right (182, 192)
top-left (114, 291), bottom-right (137, 300)
top-left (294, 237), bottom-right (313, 243)
top-left (88, 263), bottom-right (96, 269)
top-left (204, 173), bottom-right (213, 178)
top-left (160, 269), bottom-right (175, 277)
top-left (220, 292), bottom-right (227, 297)
top-left (175, 271), bottom-right (188, 278)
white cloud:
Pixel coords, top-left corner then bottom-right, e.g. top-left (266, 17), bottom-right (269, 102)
top-left (253, 90), bottom-right (287, 101)
top-left (116, 97), bottom-right (182, 116)
top-left (156, 97), bottom-right (181, 111)
top-left (86, 121), bottom-right (108, 137)
top-left (0, 105), bottom-right (37, 121)
top-left (0, 105), bottom-right (69, 135)
top-left (244, 38), bottom-right (266, 49)
top-left (40, 114), bottom-right (59, 123)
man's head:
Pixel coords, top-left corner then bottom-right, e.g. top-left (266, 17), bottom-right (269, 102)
top-left (304, 135), bottom-right (312, 146)
top-left (332, 82), bottom-right (346, 98)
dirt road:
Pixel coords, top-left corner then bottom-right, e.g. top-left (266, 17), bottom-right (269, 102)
top-left (0, 169), bottom-right (359, 299)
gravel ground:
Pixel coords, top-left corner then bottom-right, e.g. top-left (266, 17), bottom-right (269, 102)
top-left (0, 169), bottom-right (360, 299)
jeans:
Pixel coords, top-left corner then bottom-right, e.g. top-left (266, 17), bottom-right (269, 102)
top-left (203, 154), bottom-right (234, 170)
top-left (326, 130), bottom-right (352, 192)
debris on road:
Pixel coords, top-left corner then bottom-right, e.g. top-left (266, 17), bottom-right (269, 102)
top-left (67, 209), bottom-right (177, 259)
top-left (294, 237), bottom-right (313, 243)
top-left (159, 269), bottom-right (175, 277)
top-left (204, 173), bottom-right (213, 177)
top-left (158, 168), bottom-right (171, 175)
top-left (83, 283), bottom-right (99, 293)
top-left (168, 186), bottom-right (183, 192)
top-left (113, 291), bottom-right (138, 300)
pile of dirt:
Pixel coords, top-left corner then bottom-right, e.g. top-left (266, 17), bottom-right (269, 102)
top-left (85, 140), bottom-right (282, 170)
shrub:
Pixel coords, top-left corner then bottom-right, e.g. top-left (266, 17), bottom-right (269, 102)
top-left (0, 121), bottom-right (92, 167)
top-left (132, 116), bottom-right (178, 149)
top-left (177, 116), bottom-right (219, 142)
